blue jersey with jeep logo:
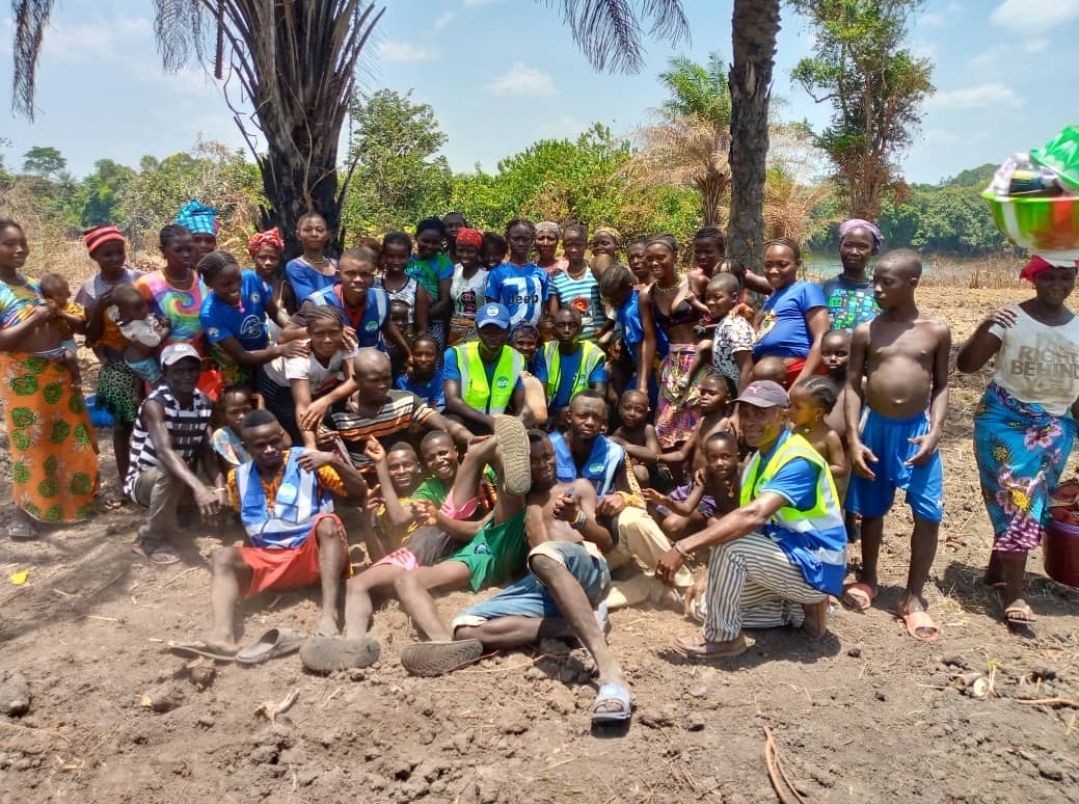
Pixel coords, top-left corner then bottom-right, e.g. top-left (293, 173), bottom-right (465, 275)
top-left (484, 262), bottom-right (549, 328)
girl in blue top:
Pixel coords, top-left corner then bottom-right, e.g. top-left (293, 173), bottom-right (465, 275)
top-left (407, 218), bottom-right (453, 350)
top-left (751, 239), bottom-right (829, 388)
top-left (485, 218), bottom-right (549, 328)
top-left (199, 251), bottom-right (306, 385)
top-left (284, 211), bottom-right (338, 303)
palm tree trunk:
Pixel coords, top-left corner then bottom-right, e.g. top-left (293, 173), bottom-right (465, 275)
top-left (727, 0), bottom-right (780, 275)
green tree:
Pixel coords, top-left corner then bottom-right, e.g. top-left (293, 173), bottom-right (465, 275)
top-left (628, 53), bottom-right (731, 227)
top-left (75, 159), bottom-right (137, 228)
top-left (22, 146), bottom-right (66, 178)
top-left (727, 0), bottom-right (781, 273)
top-left (340, 90), bottom-right (452, 235)
top-left (12, 1), bottom-right (686, 252)
top-left (791, 0), bottom-right (934, 219)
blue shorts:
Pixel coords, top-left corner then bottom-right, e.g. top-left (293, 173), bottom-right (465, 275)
top-left (451, 541), bottom-right (611, 630)
top-left (846, 409), bottom-right (943, 523)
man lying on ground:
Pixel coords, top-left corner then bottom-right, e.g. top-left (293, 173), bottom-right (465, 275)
top-left (398, 423), bottom-right (632, 727)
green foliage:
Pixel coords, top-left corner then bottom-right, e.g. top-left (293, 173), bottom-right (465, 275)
top-left (943, 163), bottom-right (997, 188)
top-left (659, 53), bottom-right (731, 128)
top-left (341, 89), bottom-right (452, 236)
top-left (790, 0), bottom-right (934, 218)
top-left (448, 124), bottom-right (700, 242)
top-left (22, 145), bottom-right (66, 177)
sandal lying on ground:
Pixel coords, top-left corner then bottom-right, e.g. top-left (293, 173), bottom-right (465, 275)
top-left (166, 640), bottom-right (238, 662)
top-left (7, 517), bottom-right (37, 542)
top-left (592, 682), bottom-right (634, 725)
top-left (235, 628), bottom-right (307, 665)
top-left (400, 639), bottom-right (484, 677)
top-left (299, 635), bottom-right (381, 673)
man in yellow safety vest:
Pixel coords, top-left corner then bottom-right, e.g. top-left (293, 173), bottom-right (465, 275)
top-left (542, 308), bottom-right (608, 428)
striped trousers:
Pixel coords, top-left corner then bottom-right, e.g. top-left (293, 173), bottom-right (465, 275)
top-left (703, 531), bottom-right (826, 642)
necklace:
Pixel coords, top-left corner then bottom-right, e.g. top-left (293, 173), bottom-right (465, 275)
top-left (654, 278), bottom-right (684, 295)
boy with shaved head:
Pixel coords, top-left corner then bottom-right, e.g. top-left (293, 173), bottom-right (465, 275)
top-left (843, 250), bottom-right (951, 642)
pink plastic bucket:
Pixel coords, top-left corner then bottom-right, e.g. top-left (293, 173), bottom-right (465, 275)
top-left (1044, 518), bottom-right (1079, 587)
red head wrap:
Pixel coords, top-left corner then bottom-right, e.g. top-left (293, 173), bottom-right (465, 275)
top-left (455, 227), bottom-right (484, 249)
top-left (248, 227), bottom-right (285, 258)
top-left (83, 225), bottom-right (124, 256)
top-left (1020, 254), bottom-right (1077, 282)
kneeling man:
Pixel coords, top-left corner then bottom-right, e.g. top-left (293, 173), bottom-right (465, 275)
top-left (658, 381), bottom-right (846, 659)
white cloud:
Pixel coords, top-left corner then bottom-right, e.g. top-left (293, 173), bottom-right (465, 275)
top-left (41, 16), bottom-right (153, 64)
top-left (928, 82), bottom-right (1023, 110)
top-left (909, 40), bottom-right (938, 61)
top-left (1023, 38), bottom-right (1050, 53)
top-left (434, 11), bottom-right (454, 30)
top-left (990, 0), bottom-right (1079, 36)
top-left (485, 62), bottom-right (559, 97)
top-left (918, 12), bottom-right (946, 28)
top-left (376, 40), bottom-right (437, 63)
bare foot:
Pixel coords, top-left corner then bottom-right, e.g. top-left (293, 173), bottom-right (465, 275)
top-left (203, 632), bottom-right (239, 654)
top-left (316, 613), bottom-right (339, 638)
top-left (800, 599), bottom-right (830, 641)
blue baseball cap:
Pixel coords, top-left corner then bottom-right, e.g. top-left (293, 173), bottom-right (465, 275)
top-left (477, 303), bottom-right (511, 330)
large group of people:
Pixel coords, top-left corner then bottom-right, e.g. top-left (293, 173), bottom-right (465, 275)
top-left (1, 204), bottom-right (1076, 728)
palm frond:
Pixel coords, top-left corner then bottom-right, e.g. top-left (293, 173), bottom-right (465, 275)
top-left (11, 0), bottom-right (56, 118)
top-left (153, 0), bottom-right (208, 71)
top-left (548, 0), bottom-right (688, 73)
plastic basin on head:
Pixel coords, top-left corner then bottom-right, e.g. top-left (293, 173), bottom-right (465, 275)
top-left (983, 190), bottom-right (1079, 257)
top-left (1044, 518), bottom-right (1079, 588)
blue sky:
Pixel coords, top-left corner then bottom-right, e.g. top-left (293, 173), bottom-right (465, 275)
top-left (1, 0), bottom-right (1077, 184)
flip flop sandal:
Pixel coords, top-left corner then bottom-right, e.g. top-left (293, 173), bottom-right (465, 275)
top-left (592, 682), bottom-right (634, 725)
top-left (165, 640), bottom-right (238, 662)
top-left (671, 633), bottom-right (748, 660)
top-left (898, 610), bottom-right (940, 642)
top-left (400, 639), bottom-right (484, 677)
top-left (235, 628), bottom-right (308, 665)
top-left (133, 539), bottom-right (180, 566)
top-left (299, 635), bottom-right (381, 673)
top-left (7, 519), bottom-right (37, 542)
top-left (1004, 604), bottom-right (1037, 625)
top-left (841, 582), bottom-right (877, 612)
top-left (492, 415), bottom-right (531, 496)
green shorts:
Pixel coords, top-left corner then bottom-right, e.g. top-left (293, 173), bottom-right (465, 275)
top-left (446, 510), bottom-right (528, 592)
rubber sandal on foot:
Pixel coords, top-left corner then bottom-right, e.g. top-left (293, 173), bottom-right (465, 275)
top-left (493, 415), bottom-right (531, 495)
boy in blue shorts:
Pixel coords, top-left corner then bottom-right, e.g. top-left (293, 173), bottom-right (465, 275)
top-left (843, 250), bottom-right (950, 642)
top-left (398, 424), bottom-right (632, 726)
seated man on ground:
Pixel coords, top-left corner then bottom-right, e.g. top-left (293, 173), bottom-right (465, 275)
top-left (422, 428), bottom-right (633, 726)
top-left (443, 303), bottom-right (545, 434)
top-left (551, 391), bottom-right (694, 607)
top-left (657, 381), bottom-right (846, 659)
top-left (301, 429), bottom-right (497, 671)
top-left (126, 344), bottom-right (226, 565)
top-left (197, 410), bottom-right (369, 657)
top-left (319, 348), bottom-right (471, 470)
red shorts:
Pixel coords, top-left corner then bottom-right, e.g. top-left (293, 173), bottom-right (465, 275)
top-left (783, 358), bottom-right (828, 389)
top-left (240, 513), bottom-right (350, 597)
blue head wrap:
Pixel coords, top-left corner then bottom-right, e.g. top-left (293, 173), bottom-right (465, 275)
top-left (174, 200), bottom-right (220, 236)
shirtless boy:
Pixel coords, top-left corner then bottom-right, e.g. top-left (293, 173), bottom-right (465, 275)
top-left (844, 250), bottom-right (950, 642)
top-left (657, 372), bottom-right (732, 474)
top-left (609, 389), bottom-right (660, 487)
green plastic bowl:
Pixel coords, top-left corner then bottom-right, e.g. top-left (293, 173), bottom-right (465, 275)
top-left (983, 189), bottom-right (1079, 255)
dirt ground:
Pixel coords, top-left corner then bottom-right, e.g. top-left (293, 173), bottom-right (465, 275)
top-left (0, 287), bottom-right (1077, 804)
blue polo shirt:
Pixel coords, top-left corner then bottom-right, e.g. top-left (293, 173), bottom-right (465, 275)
top-left (302, 285), bottom-right (389, 350)
top-left (200, 270), bottom-right (272, 350)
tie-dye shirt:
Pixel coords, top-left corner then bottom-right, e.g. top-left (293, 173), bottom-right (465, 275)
top-left (0, 276), bottom-right (43, 331)
top-left (135, 270), bottom-right (207, 354)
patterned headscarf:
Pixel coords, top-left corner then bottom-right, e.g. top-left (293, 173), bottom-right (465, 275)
top-left (838, 218), bottom-right (883, 253)
top-left (594, 226), bottom-right (622, 248)
top-left (536, 221), bottom-right (562, 238)
top-left (173, 200), bottom-right (220, 235)
top-left (247, 227), bottom-right (285, 258)
top-left (83, 225), bottom-right (125, 255)
top-left (455, 227), bottom-right (484, 249)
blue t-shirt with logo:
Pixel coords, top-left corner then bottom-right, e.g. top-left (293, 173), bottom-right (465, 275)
top-left (752, 281), bottom-right (826, 360)
top-left (443, 346), bottom-right (525, 400)
top-left (548, 348), bottom-right (609, 414)
top-left (200, 270), bottom-right (272, 350)
top-left (616, 289), bottom-right (668, 364)
top-left (484, 263), bottom-right (549, 328)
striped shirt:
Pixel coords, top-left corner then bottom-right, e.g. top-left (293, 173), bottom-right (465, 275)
top-left (125, 385), bottom-right (214, 495)
top-left (322, 390), bottom-right (434, 467)
top-left (550, 268), bottom-right (604, 338)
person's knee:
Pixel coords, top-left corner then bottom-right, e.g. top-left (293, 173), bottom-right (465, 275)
top-left (211, 546), bottom-right (242, 572)
top-left (529, 554), bottom-right (564, 583)
top-left (632, 465), bottom-right (649, 487)
top-left (393, 571), bottom-right (420, 598)
top-left (455, 624), bottom-right (481, 641)
top-left (663, 514), bottom-right (686, 537)
top-left (315, 517), bottom-right (342, 543)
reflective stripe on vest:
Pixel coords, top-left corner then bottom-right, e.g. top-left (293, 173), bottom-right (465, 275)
top-left (543, 340), bottom-right (604, 405)
top-left (741, 432), bottom-right (845, 558)
top-left (454, 342), bottom-right (523, 415)
top-left (235, 449), bottom-right (334, 549)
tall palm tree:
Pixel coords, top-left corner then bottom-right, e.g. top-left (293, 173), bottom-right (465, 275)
top-left (10, 1), bottom-right (688, 250)
top-left (626, 53), bottom-right (731, 227)
top-left (726, 0), bottom-right (781, 274)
